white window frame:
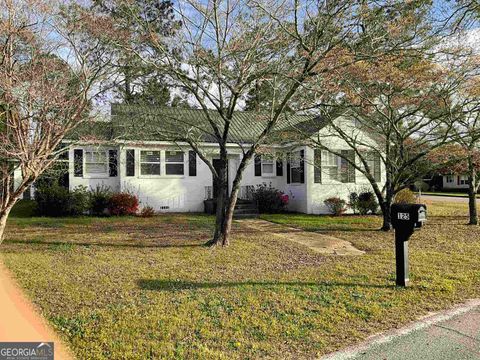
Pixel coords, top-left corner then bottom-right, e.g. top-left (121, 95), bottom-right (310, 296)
top-left (165, 151), bottom-right (185, 176)
top-left (321, 150), bottom-right (341, 182)
top-left (446, 175), bottom-right (453, 183)
top-left (261, 157), bottom-right (275, 177)
top-left (140, 150), bottom-right (161, 176)
top-left (459, 175), bottom-right (468, 185)
top-left (84, 150), bottom-right (108, 177)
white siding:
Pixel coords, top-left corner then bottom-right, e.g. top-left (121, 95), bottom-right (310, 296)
top-left (443, 175), bottom-right (469, 189)
top-left (15, 115), bottom-right (387, 215)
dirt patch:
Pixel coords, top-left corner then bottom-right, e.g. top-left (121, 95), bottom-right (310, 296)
top-left (0, 260), bottom-right (74, 359)
top-left (238, 219), bottom-right (365, 256)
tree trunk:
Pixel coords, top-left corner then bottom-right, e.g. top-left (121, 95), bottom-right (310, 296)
top-left (205, 155), bottom-right (228, 247)
top-left (367, 177), bottom-right (389, 231)
top-left (209, 186), bottom-right (226, 246)
top-left (221, 150), bottom-right (255, 246)
top-left (222, 187), bottom-right (240, 247)
top-left (0, 205), bottom-right (14, 245)
top-left (467, 160), bottom-right (478, 225)
top-left (381, 201), bottom-right (392, 231)
top-left (381, 189), bottom-right (394, 231)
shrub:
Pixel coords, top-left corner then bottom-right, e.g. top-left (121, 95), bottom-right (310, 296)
top-left (349, 192), bottom-right (359, 214)
top-left (394, 188), bottom-right (416, 204)
top-left (324, 197), bottom-right (347, 216)
top-left (414, 181), bottom-right (429, 192)
top-left (69, 186), bottom-right (90, 215)
top-left (89, 185), bottom-right (112, 216)
top-left (108, 192), bottom-right (139, 216)
top-left (35, 184), bottom-right (88, 217)
top-left (357, 191), bottom-right (378, 215)
top-left (139, 206), bottom-right (156, 218)
top-left (252, 183), bottom-right (288, 213)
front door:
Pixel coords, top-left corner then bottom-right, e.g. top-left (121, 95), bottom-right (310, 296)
top-left (212, 159), bottom-right (228, 199)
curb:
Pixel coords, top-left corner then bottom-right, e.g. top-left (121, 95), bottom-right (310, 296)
top-left (321, 299), bottom-right (480, 360)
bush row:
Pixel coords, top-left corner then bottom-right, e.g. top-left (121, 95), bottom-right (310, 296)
top-left (324, 188), bottom-right (416, 216)
top-left (35, 184), bottom-right (143, 217)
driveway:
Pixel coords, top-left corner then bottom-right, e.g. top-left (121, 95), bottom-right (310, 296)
top-left (322, 300), bottom-right (480, 360)
top-left (0, 260), bottom-right (74, 359)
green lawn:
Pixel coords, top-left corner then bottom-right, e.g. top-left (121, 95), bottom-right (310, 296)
top-left (2, 200), bottom-right (480, 359)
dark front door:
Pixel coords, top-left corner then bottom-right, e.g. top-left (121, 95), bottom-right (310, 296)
top-left (213, 159), bottom-right (228, 199)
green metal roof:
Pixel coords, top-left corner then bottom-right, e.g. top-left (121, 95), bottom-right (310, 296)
top-left (69, 104), bottom-right (324, 144)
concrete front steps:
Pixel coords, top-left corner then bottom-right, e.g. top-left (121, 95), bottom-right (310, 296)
top-left (233, 199), bottom-right (259, 219)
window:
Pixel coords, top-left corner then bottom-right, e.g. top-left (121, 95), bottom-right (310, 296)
top-left (446, 175), bottom-right (453, 183)
top-left (459, 175), bottom-right (468, 185)
top-left (290, 150), bottom-right (304, 183)
top-left (261, 158), bottom-right (274, 176)
top-left (165, 151), bottom-right (184, 175)
top-left (85, 151), bottom-right (108, 175)
top-left (140, 150), bottom-right (161, 175)
top-left (321, 150), bottom-right (339, 181)
top-left (320, 150), bottom-right (356, 183)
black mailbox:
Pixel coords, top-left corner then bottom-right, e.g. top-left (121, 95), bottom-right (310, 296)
top-left (390, 203), bottom-right (427, 287)
top-left (391, 203), bottom-right (427, 231)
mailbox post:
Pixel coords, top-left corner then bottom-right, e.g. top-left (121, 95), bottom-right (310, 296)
top-left (390, 204), bottom-right (427, 287)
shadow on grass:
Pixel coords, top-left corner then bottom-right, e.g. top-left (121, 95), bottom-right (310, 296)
top-left (309, 227), bottom-right (378, 233)
top-left (4, 239), bottom-right (204, 249)
top-left (137, 279), bottom-right (396, 291)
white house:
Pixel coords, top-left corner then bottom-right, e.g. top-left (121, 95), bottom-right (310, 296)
top-left (442, 174), bottom-right (470, 190)
top-left (15, 105), bottom-right (385, 214)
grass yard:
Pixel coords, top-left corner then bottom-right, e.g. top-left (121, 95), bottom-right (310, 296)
top-left (2, 199), bottom-right (480, 359)
top-left (419, 191), bottom-right (477, 198)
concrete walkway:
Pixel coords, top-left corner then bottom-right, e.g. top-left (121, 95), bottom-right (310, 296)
top-left (238, 219), bottom-right (364, 255)
top-left (322, 300), bottom-right (480, 360)
top-left (0, 260), bottom-right (74, 360)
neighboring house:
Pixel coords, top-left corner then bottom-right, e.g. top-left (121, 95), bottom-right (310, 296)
top-left (14, 105), bottom-right (385, 214)
top-left (442, 174), bottom-right (470, 190)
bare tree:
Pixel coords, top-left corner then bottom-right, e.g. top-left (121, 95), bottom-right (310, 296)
top-left (292, 49), bottom-right (460, 230)
top-left (447, 68), bottom-right (480, 225)
top-left (0, 0), bottom-right (113, 242)
top-left (97, 0), bottom-right (432, 246)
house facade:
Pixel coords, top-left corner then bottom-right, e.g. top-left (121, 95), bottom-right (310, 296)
top-left (442, 174), bottom-right (470, 190)
top-left (14, 105), bottom-right (385, 214)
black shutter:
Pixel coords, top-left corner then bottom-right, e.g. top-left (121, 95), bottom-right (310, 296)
top-left (126, 149), bottom-right (135, 177)
top-left (109, 150), bottom-right (118, 177)
top-left (314, 149), bottom-right (322, 183)
top-left (276, 159), bottom-right (283, 176)
top-left (254, 155), bottom-right (262, 176)
top-left (189, 150), bottom-right (197, 176)
top-left (340, 150), bottom-right (348, 183)
top-left (374, 152), bottom-right (381, 182)
top-left (348, 150), bottom-right (356, 183)
top-left (74, 149), bottom-right (83, 177)
top-left (300, 150), bottom-right (305, 184)
top-left (286, 154), bottom-right (291, 184)
top-left (341, 150), bottom-right (355, 183)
